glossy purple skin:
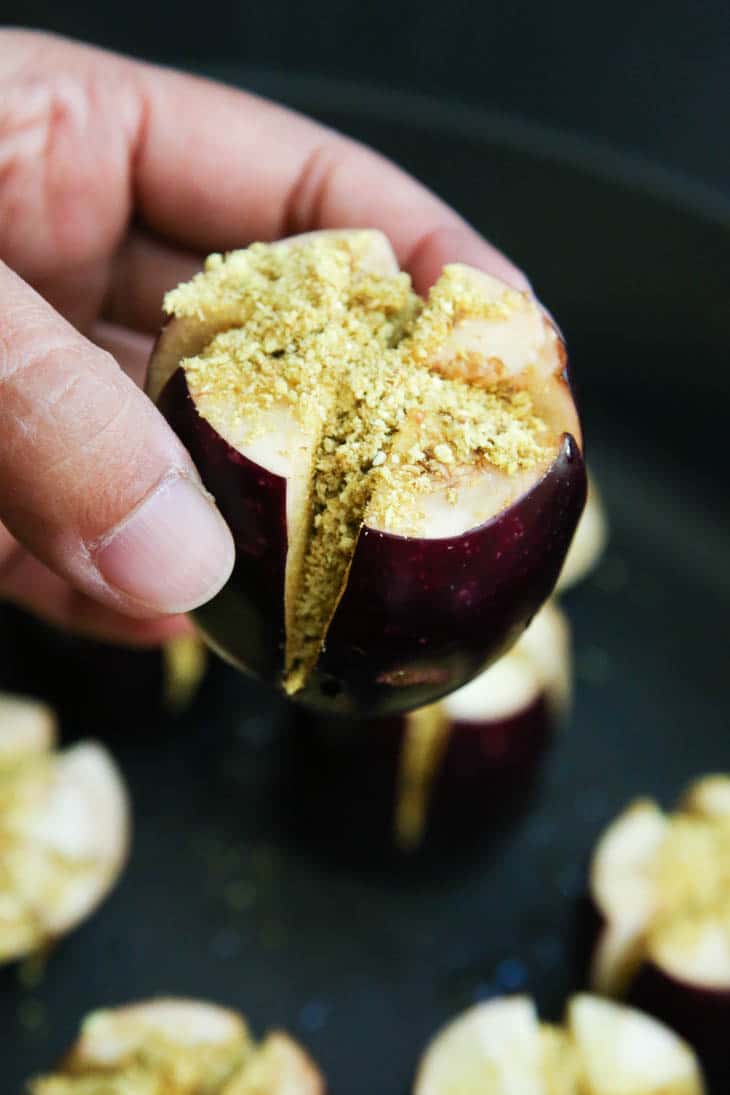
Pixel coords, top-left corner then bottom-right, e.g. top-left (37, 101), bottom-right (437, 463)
top-left (290, 697), bottom-right (552, 855)
top-left (158, 367), bottom-right (585, 716)
top-left (428, 699), bottom-right (551, 834)
top-left (158, 368), bottom-right (288, 681)
top-left (582, 894), bottom-right (724, 1088)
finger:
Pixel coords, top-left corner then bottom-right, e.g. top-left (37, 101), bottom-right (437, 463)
top-left (90, 321), bottom-right (153, 388)
top-left (132, 68), bottom-right (531, 293)
top-left (0, 522), bottom-right (192, 645)
top-left (9, 577), bottom-right (194, 646)
top-left (0, 32), bottom-right (132, 324)
top-left (1, 31), bottom-right (529, 301)
top-left (0, 262), bottom-right (234, 619)
top-left (105, 230), bottom-right (203, 334)
top-left (401, 224), bottom-right (532, 296)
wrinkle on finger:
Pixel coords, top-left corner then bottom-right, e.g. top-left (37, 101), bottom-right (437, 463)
top-left (0, 60), bottom-right (138, 280)
top-left (0, 268), bottom-right (191, 542)
top-left (130, 57), bottom-right (528, 298)
top-left (90, 321), bottom-right (153, 388)
top-left (279, 141), bottom-right (347, 240)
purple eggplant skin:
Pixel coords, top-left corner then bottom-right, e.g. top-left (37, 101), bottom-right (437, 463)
top-left (303, 435), bottom-right (585, 717)
top-left (288, 697), bottom-right (552, 859)
top-left (627, 963), bottom-right (729, 1090)
top-left (427, 699), bottom-right (551, 836)
top-left (579, 893), bottom-right (726, 1089)
top-left (158, 368), bottom-right (288, 681)
top-left (159, 368), bottom-right (586, 717)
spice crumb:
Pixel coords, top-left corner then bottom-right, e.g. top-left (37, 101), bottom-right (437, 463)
top-left (164, 233), bottom-right (553, 692)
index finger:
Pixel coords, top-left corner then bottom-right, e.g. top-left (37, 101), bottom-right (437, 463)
top-left (4, 30), bottom-right (528, 312)
top-left (131, 64), bottom-right (529, 294)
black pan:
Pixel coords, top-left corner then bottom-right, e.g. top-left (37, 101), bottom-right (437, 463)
top-left (2, 72), bottom-right (730, 1093)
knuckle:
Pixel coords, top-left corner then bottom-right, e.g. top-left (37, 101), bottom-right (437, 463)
top-left (0, 56), bottom-right (141, 275)
top-left (0, 73), bottom-right (84, 258)
top-left (282, 142), bottom-right (349, 236)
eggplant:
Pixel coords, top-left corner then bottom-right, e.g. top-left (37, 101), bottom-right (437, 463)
top-left (149, 230), bottom-right (585, 717)
top-left (0, 699), bottom-right (130, 965)
top-left (414, 993), bottom-right (705, 1094)
top-left (291, 601), bottom-right (570, 854)
top-left (585, 774), bottom-right (730, 1088)
top-left (28, 997), bottom-right (324, 1094)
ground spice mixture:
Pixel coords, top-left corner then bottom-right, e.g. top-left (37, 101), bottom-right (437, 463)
top-left (164, 233), bottom-right (552, 691)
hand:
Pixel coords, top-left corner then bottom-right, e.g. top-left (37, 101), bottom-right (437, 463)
top-left (0, 30), bottom-right (530, 646)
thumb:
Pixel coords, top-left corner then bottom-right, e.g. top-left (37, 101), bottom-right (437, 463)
top-left (0, 262), bottom-right (234, 618)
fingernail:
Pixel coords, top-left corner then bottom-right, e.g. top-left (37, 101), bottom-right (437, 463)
top-left (96, 477), bottom-right (234, 613)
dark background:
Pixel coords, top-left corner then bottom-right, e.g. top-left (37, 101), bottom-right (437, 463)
top-left (3, 0), bottom-right (730, 195)
top-left (3, 6), bottom-right (730, 1093)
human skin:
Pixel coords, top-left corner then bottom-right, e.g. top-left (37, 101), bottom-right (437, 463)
top-left (0, 30), bottom-right (532, 646)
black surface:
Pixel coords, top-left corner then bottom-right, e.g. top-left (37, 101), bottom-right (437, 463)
top-left (3, 78), bottom-right (730, 1092)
